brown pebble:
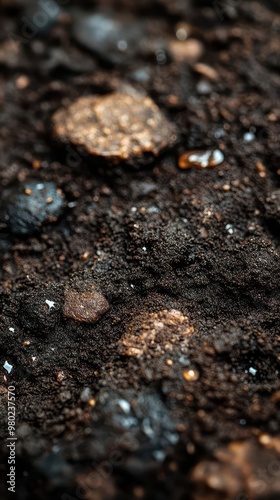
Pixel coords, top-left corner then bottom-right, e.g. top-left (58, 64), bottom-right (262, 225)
top-left (64, 288), bottom-right (110, 324)
top-left (56, 371), bottom-right (66, 383)
top-left (80, 251), bottom-right (90, 261)
top-left (168, 39), bottom-right (204, 63)
top-left (32, 160), bottom-right (41, 170)
top-left (52, 87), bottom-right (178, 163)
top-left (193, 62), bottom-right (219, 81)
top-left (22, 340), bottom-right (31, 346)
top-left (16, 75), bottom-right (30, 89)
top-left (256, 161), bottom-right (266, 178)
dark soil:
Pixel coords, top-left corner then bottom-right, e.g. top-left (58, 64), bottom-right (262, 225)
top-left (0, 1), bottom-right (280, 499)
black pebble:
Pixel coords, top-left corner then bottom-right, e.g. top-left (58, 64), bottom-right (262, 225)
top-left (72, 11), bottom-right (146, 65)
top-left (6, 181), bottom-right (64, 235)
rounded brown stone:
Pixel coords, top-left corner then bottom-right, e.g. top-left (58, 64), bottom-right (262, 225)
top-left (52, 88), bottom-right (178, 163)
top-left (63, 289), bottom-right (110, 324)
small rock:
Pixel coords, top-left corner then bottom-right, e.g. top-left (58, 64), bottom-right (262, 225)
top-left (193, 62), bottom-right (219, 81)
top-left (63, 288), bottom-right (109, 324)
top-left (178, 149), bottom-right (224, 169)
top-left (5, 181), bottom-right (64, 235)
top-left (52, 88), bottom-right (178, 163)
top-left (56, 371), bottom-right (66, 383)
top-left (72, 11), bottom-right (146, 64)
top-left (168, 39), bottom-right (204, 64)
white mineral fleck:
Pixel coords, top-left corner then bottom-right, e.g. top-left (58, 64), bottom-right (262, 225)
top-left (249, 367), bottom-right (257, 376)
top-left (45, 299), bottom-right (55, 309)
top-left (3, 361), bottom-right (13, 373)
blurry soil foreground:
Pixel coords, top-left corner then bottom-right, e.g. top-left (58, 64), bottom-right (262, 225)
top-left (0, 0), bottom-right (280, 499)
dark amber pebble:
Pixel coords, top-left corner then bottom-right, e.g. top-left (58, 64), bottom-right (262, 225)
top-left (63, 288), bottom-right (110, 324)
top-left (52, 88), bottom-right (178, 163)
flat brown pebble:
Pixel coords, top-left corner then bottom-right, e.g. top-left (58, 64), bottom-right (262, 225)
top-left (52, 88), bottom-right (178, 163)
top-left (193, 62), bottom-right (219, 81)
top-left (63, 288), bottom-right (110, 324)
top-left (168, 39), bottom-right (204, 63)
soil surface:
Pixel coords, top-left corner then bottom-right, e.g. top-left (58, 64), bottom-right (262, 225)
top-left (0, 1), bottom-right (280, 499)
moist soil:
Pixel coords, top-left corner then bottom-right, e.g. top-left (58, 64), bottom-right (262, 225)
top-left (0, 1), bottom-right (280, 499)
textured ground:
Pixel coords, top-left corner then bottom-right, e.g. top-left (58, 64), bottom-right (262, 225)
top-left (0, 1), bottom-right (279, 499)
